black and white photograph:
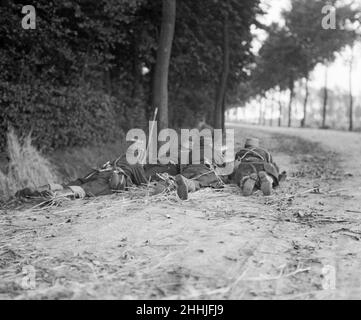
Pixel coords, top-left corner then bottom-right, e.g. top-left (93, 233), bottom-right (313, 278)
top-left (1, 0), bottom-right (361, 304)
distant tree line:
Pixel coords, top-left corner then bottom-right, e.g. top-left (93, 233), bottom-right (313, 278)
top-left (247, 85), bottom-right (361, 130)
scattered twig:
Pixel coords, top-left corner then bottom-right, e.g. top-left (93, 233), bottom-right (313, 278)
top-left (242, 267), bottom-right (311, 282)
top-left (346, 210), bottom-right (361, 214)
top-left (272, 187), bottom-right (323, 204)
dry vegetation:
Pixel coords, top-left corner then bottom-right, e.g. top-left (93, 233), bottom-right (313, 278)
top-left (0, 128), bottom-right (127, 201)
top-left (0, 129), bottom-right (58, 200)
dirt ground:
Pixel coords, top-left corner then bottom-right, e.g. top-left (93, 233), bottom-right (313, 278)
top-left (1, 124), bottom-right (361, 300)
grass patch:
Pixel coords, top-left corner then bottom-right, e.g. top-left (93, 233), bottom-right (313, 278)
top-left (0, 129), bottom-right (58, 200)
top-left (0, 129), bottom-right (127, 200)
top-left (51, 141), bottom-right (126, 183)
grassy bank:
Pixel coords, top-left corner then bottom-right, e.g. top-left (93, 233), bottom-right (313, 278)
top-left (0, 129), bottom-right (126, 200)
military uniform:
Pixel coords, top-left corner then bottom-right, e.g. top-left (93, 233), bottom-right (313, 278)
top-left (230, 147), bottom-right (280, 187)
top-left (15, 155), bottom-right (178, 199)
top-left (229, 138), bottom-right (281, 196)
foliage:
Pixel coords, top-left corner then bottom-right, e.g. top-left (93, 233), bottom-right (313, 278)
top-left (250, 0), bottom-right (359, 98)
top-left (0, 81), bottom-right (127, 150)
top-left (170, 0), bottom-right (260, 124)
top-left (0, 0), bottom-right (153, 150)
top-left (252, 24), bottom-right (308, 94)
top-left (284, 0), bottom-right (358, 67)
top-left (0, 0), bottom-right (262, 150)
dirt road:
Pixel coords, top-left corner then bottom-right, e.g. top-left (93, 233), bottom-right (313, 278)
top-left (1, 124), bottom-right (361, 300)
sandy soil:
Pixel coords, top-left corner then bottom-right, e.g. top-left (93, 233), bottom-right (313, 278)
top-left (1, 124), bottom-right (361, 300)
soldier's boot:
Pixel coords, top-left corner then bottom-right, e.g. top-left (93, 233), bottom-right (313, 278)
top-left (109, 171), bottom-right (127, 191)
top-left (15, 187), bottom-right (41, 199)
top-left (16, 183), bottom-right (63, 199)
top-left (175, 175), bottom-right (200, 200)
top-left (259, 171), bottom-right (273, 196)
top-left (241, 173), bottom-right (258, 197)
top-left (53, 186), bottom-right (86, 199)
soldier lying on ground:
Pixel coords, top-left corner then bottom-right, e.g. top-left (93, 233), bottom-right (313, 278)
top-left (172, 137), bottom-right (286, 200)
top-left (172, 136), bottom-right (229, 200)
top-left (15, 154), bottom-right (179, 199)
top-left (15, 134), bottom-right (227, 201)
top-left (15, 137), bottom-right (285, 201)
top-left (15, 151), bottom-right (225, 201)
top-left (229, 138), bottom-right (286, 196)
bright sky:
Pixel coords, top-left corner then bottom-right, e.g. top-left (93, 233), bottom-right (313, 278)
top-left (253, 0), bottom-right (361, 92)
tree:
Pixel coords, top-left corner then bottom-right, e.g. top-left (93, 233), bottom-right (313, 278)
top-left (214, 0), bottom-right (230, 131)
top-left (287, 80), bottom-right (295, 128)
top-left (347, 44), bottom-right (356, 131)
top-left (169, 0), bottom-right (261, 129)
top-left (284, 0), bottom-right (358, 128)
top-left (301, 77), bottom-right (309, 128)
top-left (322, 65), bottom-right (329, 128)
top-left (0, 0), bottom-right (262, 151)
top-left (278, 89), bottom-right (284, 127)
top-left (152, 0), bottom-right (176, 131)
top-left (249, 0), bottom-right (359, 129)
top-left (251, 24), bottom-right (308, 128)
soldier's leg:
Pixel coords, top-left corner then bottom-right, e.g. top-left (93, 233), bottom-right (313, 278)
top-left (176, 164), bottom-right (220, 200)
top-left (175, 174), bottom-right (200, 200)
top-left (71, 171), bottom-right (113, 197)
top-left (231, 163), bottom-right (259, 196)
top-left (144, 164), bottom-right (179, 182)
top-left (241, 173), bottom-right (258, 197)
top-left (258, 171), bottom-right (274, 196)
top-left (16, 183), bottom-right (64, 199)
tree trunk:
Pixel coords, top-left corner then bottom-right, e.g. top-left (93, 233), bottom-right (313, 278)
top-left (278, 101), bottom-right (282, 127)
top-left (322, 65), bottom-right (328, 128)
top-left (270, 91), bottom-right (277, 127)
top-left (301, 75), bottom-right (309, 128)
top-left (278, 90), bottom-right (283, 127)
top-left (221, 89), bottom-right (226, 132)
top-left (258, 99), bottom-right (266, 126)
top-left (263, 100), bottom-right (267, 126)
top-left (258, 98), bottom-right (263, 125)
top-left (270, 92), bottom-right (275, 127)
top-left (152, 0), bottom-right (176, 131)
top-left (214, 6), bottom-right (230, 130)
top-left (288, 79), bottom-right (295, 128)
top-left (349, 46), bottom-right (354, 132)
top-left (131, 36), bottom-right (140, 100)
